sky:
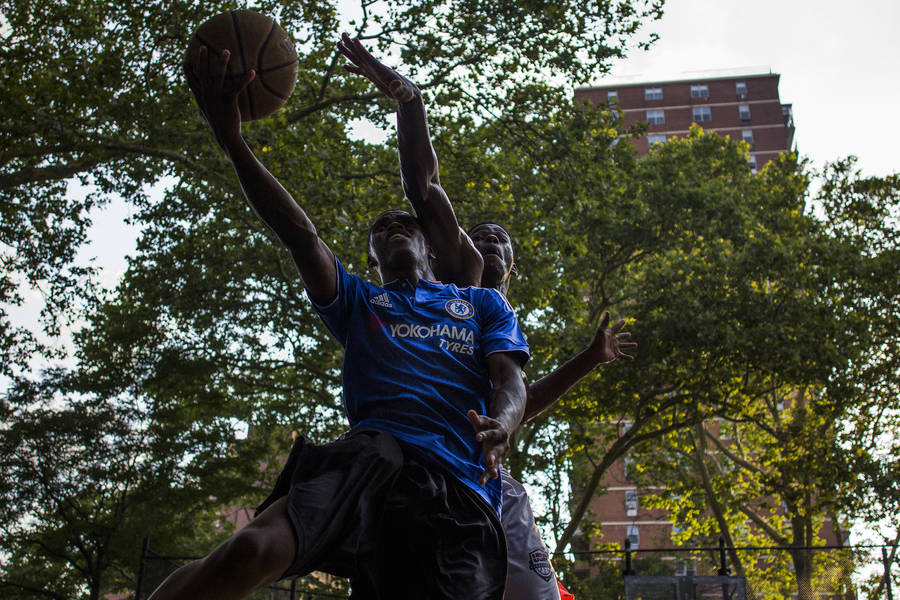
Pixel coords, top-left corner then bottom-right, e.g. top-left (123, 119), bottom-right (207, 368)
top-left (594, 0), bottom-right (900, 177)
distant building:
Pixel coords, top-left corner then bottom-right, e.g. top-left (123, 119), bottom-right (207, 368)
top-left (575, 72), bottom-right (795, 173)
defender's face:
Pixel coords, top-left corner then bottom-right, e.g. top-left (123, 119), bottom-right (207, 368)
top-left (368, 210), bottom-right (430, 268)
top-left (469, 223), bottom-right (515, 274)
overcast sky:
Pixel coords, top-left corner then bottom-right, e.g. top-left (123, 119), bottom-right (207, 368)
top-left (594, 0), bottom-right (899, 177)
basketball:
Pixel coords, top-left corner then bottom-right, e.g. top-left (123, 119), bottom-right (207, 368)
top-left (186, 10), bottom-right (298, 121)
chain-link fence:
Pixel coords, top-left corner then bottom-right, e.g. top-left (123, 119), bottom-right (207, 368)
top-left (134, 537), bottom-right (897, 600)
top-left (560, 540), bottom-right (898, 600)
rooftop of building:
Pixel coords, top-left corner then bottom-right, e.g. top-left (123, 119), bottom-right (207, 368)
top-left (577, 68), bottom-right (779, 92)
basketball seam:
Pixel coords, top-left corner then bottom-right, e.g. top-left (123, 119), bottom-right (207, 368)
top-left (259, 58), bottom-right (299, 74)
top-left (230, 10), bottom-right (254, 120)
top-left (257, 21), bottom-right (277, 70)
top-left (257, 22), bottom-right (295, 104)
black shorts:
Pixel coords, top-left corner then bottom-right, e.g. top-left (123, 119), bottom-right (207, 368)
top-left (256, 428), bottom-right (507, 600)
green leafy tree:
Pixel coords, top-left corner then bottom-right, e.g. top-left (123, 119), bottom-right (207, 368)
top-left (630, 156), bottom-right (900, 600)
top-left (2, 0), bottom-right (667, 596)
top-left (0, 370), bottom-right (252, 600)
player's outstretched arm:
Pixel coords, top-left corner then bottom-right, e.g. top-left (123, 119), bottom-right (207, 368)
top-left (337, 33), bottom-right (482, 287)
top-left (468, 352), bottom-right (527, 486)
top-left (185, 46), bottom-right (336, 305)
top-left (524, 312), bottom-right (636, 423)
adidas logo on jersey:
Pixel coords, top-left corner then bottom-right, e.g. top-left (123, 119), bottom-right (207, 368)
top-left (369, 292), bottom-right (393, 308)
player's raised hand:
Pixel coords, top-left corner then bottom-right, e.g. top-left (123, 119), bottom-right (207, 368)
top-left (467, 410), bottom-right (510, 486)
top-left (184, 46), bottom-right (255, 151)
top-left (336, 32), bottom-right (418, 103)
top-left (588, 311), bottom-right (637, 364)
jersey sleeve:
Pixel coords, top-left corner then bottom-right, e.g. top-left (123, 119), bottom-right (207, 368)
top-left (309, 256), bottom-right (360, 347)
top-left (479, 289), bottom-right (529, 365)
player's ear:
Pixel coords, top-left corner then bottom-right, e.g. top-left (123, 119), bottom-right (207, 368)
top-left (510, 262), bottom-right (518, 277)
top-left (427, 245), bottom-right (436, 261)
top-left (368, 254), bottom-right (379, 269)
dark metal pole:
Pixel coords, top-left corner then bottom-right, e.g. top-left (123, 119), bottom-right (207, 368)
top-left (884, 547), bottom-right (894, 600)
top-left (623, 539), bottom-right (635, 575)
top-left (717, 535), bottom-right (731, 575)
top-left (717, 535), bottom-right (731, 600)
top-left (135, 537), bottom-right (150, 600)
top-left (290, 577), bottom-right (297, 600)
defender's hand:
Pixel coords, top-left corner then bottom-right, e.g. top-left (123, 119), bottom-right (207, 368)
top-left (467, 410), bottom-right (510, 486)
top-left (184, 46), bottom-right (255, 152)
top-left (589, 311), bottom-right (637, 364)
top-left (336, 32), bottom-right (418, 103)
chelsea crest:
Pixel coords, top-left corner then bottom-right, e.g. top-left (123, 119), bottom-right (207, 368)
top-left (444, 299), bottom-right (474, 320)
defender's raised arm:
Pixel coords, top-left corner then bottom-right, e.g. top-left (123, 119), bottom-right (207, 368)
top-left (337, 34), bottom-right (482, 286)
top-left (525, 312), bottom-right (636, 422)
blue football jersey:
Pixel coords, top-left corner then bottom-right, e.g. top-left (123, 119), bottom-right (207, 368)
top-left (313, 257), bottom-right (529, 511)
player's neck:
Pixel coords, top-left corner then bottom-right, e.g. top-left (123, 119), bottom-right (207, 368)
top-left (381, 263), bottom-right (434, 287)
top-left (481, 269), bottom-right (510, 296)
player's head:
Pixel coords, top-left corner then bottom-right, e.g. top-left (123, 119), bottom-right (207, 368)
top-left (368, 209), bottom-right (435, 281)
top-left (468, 222), bottom-right (516, 294)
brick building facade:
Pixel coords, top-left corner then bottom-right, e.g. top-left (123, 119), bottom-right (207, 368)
top-left (574, 73), bottom-right (795, 172)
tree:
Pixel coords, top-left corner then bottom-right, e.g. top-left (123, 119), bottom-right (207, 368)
top-left (630, 156), bottom-right (900, 600)
top-left (0, 371), bottom-right (246, 600)
top-left (0, 0), bottom-right (665, 372)
top-left (2, 0), bottom-right (668, 595)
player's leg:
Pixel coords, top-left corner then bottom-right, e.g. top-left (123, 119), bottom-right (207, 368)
top-left (500, 470), bottom-right (562, 600)
top-left (147, 496), bottom-right (296, 600)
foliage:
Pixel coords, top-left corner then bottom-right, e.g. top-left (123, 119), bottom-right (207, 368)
top-left (3, 0), bottom-right (899, 598)
top-left (629, 156), bottom-right (900, 599)
top-left (1, 0), bottom-right (666, 596)
top-left (0, 370), bottom-right (257, 600)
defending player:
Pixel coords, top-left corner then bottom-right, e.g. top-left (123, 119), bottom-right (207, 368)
top-left (153, 44), bottom-right (530, 600)
top-left (338, 34), bottom-right (635, 600)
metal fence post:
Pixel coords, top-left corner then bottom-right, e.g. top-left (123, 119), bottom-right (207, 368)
top-left (623, 539), bottom-right (635, 575)
top-left (717, 535), bottom-right (731, 576)
top-left (135, 537), bottom-right (150, 600)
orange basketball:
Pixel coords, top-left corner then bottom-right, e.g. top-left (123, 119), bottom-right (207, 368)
top-left (186, 10), bottom-right (298, 121)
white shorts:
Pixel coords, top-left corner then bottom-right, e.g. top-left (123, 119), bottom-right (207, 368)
top-left (501, 469), bottom-right (561, 600)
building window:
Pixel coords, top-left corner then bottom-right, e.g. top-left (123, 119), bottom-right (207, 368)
top-left (648, 134), bottom-right (666, 146)
top-left (644, 87), bottom-right (663, 101)
top-left (692, 107), bottom-right (711, 122)
top-left (626, 525), bottom-right (640, 550)
top-left (739, 104), bottom-right (751, 121)
top-left (623, 455), bottom-right (635, 479)
top-left (782, 104), bottom-right (794, 128)
top-left (742, 129), bottom-right (754, 149)
top-left (720, 424), bottom-right (732, 440)
top-left (690, 84), bottom-right (709, 98)
top-left (625, 490), bottom-right (638, 516)
top-left (736, 81), bottom-right (748, 99)
top-left (676, 560), bottom-right (697, 576)
top-left (646, 109), bottom-right (665, 125)
top-left (749, 154), bottom-right (758, 174)
top-left (607, 90), bottom-right (618, 102)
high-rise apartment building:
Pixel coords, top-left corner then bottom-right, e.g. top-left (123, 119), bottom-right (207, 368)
top-left (574, 72), bottom-right (795, 173)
